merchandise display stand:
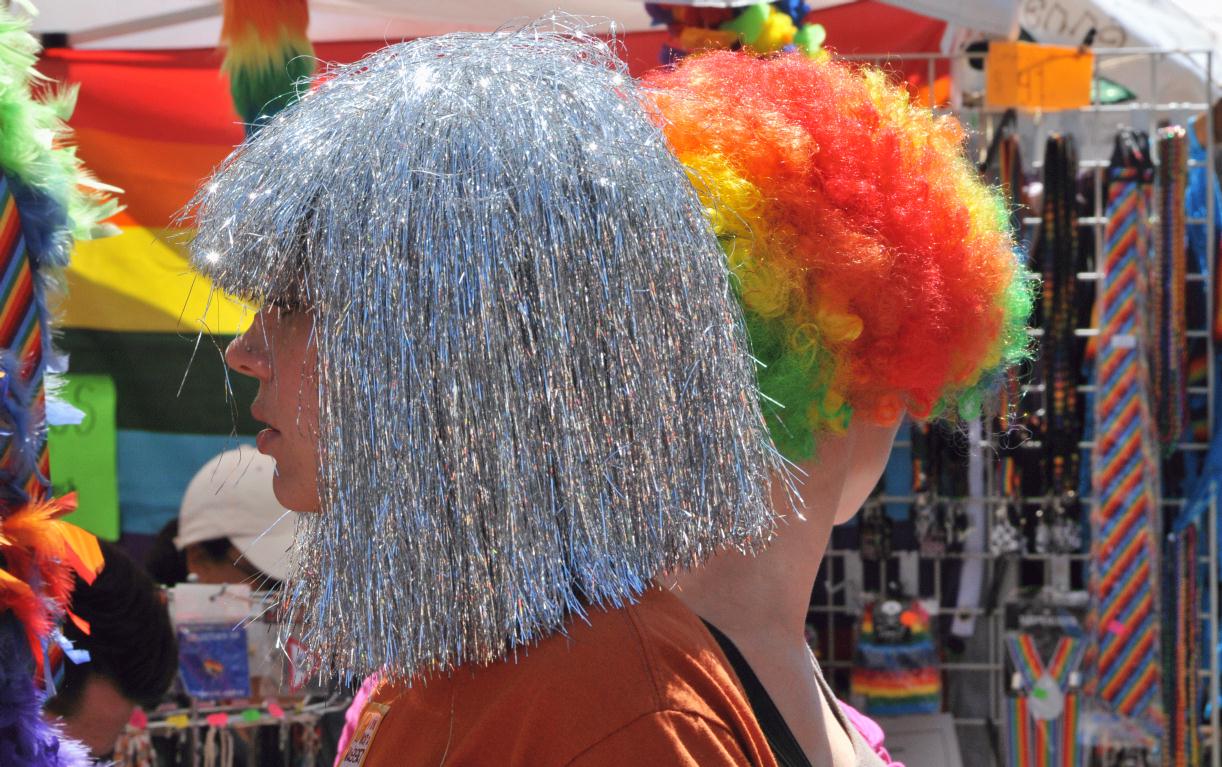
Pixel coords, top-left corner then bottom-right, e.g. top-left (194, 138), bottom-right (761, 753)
top-left (808, 47), bottom-right (1220, 767)
top-left (114, 586), bottom-right (351, 766)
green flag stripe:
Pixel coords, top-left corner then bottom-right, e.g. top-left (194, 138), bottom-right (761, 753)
top-left (60, 329), bottom-right (260, 435)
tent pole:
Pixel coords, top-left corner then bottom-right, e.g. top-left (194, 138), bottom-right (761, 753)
top-left (66, 2), bottom-right (221, 47)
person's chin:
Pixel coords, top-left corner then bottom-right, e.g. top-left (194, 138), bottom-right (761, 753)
top-left (271, 472), bottom-right (321, 513)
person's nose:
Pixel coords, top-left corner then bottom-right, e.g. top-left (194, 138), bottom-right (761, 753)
top-left (225, 313), bottom-right (272, 382)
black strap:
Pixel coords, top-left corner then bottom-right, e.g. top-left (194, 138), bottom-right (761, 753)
top-left (703, 620), bottom-right (813, 767)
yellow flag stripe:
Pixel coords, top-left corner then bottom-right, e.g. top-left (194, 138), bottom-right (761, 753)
top-left (63, 227), bottom-right (253, 335)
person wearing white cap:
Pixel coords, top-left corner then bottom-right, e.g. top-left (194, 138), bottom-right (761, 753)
top-left (174, 448), bottom-right (294, 586)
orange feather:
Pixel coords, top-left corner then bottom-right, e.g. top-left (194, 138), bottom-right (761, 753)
top-left (0, 494), bottom-right (100, 659)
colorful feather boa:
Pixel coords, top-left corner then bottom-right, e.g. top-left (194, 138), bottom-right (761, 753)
top-left (0, 6), bottom-right (119, 762)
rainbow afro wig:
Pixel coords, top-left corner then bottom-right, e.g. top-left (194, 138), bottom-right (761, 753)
top-left (644, 52), bottom-right (1033, 459)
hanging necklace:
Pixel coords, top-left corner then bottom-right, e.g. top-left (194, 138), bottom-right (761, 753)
top-left (1038, 135), bottom-right (1082, 503)
top-left (1153, 126), bottom-right (1188, 452)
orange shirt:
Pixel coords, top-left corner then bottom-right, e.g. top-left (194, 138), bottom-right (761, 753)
top-left (338, 587), bottom-right (777, 767)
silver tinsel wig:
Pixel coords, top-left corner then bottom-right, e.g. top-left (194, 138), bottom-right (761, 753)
top-left (187, 21), bottom-right (780, 680)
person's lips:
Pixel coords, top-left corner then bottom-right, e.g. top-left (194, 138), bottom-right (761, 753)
top-left (255, 427), bottom-right (281, 454)
top-left (251, 407), bottom-right (279, 454)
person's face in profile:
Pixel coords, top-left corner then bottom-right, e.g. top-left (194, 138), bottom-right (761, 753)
top-left (226, 305), bottom-right (321, 512)
top-left (50, 674), bottom-right (134, 759)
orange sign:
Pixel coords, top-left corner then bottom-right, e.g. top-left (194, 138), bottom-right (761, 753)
top-left (986, 41), bottom-right (1094, 111)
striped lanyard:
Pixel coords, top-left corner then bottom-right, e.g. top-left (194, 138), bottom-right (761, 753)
top-left (1163, 525), bottom-right (1200, 766)
top-left (1152, 127), bottom-right (1188, 452)
top-left (0, 175), bottom-right (51, 500)
top-left (1038, 134), bottom-right (1082, 501)
top-left (1089, 129), bottom-right (1163, 730)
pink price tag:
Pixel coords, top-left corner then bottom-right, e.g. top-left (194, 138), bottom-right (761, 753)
top-left (128, 708), bottom-right (149, 729)
top-left (206, 712), bottom-right (229, 728)
top-left (1106, 619), bottom-right (1127, 636)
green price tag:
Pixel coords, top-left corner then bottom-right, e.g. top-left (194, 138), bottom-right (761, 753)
top-left (48, 374), bottom-right (119, 540)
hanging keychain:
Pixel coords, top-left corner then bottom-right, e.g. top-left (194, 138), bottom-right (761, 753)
top-left (192, 719), bottom-right (203, 767)
top-left (917, 500), bottom-right (947, 558)
top-left (223, 727), bottom-right (235, 767)
top-left (860, 502), bottom-right (892, 562)
top-left (203, 725), bottom-right (218, 767)
top-left (991, 500), bottom-right (1024, 555)
top-left (116, 726), bottom-right (154, 767)
top-left (1049, 497), bottom-right (1084, 554)
top-left (945, 500), bottom-right (972, 551)
top-left (176, 723), bottom-right (191, 767)
top-left (1032, 505), bottom-right (1052, 555)
top-left (992, 456), bottom-right (1025, 556)
top-left (279, 718), bottom-right (292, 767)
top-left (915, 420), bottom-right (971, 557)
top-left (910, 421), bottom-right (946, 558)
top-left (302, 715), bottom-right (322, 767)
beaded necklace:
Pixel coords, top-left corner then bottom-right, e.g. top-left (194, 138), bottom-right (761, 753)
top-left (1167, 524), bottom-right (1200, 766)
top-left (1038, 135), bottom-right (1082, 502)
top-left (1153, 127), bottom-right (1188, 452)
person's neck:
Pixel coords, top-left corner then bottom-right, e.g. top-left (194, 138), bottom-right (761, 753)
top-left (667, 435), bottom-right (860, 765)
top-left (668, 434), bottom-right (852, 646)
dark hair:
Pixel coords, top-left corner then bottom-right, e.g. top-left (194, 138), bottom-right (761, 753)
top-left (143, 519), bottom-right (187, 586)
top-left (197, 537), bottom-right (237, 561)
top-left (144, 519), bottom-right (240, 586)
top-left (47, 540), bottom-right (178, 714)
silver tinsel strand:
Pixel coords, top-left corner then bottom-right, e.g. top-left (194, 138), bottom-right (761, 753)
top-left (187, 20), bottom-right (780, 681)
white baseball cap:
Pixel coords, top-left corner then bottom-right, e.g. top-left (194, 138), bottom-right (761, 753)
top-left (175, 448), bottom-right (295, 582)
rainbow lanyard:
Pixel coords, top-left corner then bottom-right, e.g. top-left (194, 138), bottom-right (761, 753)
top-left (1090, 135), bottom-right (1163, 731)
top-left (1163, 525), bottom-right (1200, 766)
top-left (1152, 127), bottom-right (1188, 452)
top-left (989, 128), bottom-right (1028, 439)
top-left (1006, 633), bottom-right (1086, 767)
top-left (1039, 134), bottom-right (1081, 500)
top-left (0, 178), bottom-right (51, 498)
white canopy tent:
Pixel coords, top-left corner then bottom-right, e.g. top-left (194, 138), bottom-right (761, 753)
top-left (22, 1), bottom-right (653, 49)
top-left (18, 0), bottom-right (1219, 103)
top-left (24, 0), bottom-right (1014, 49)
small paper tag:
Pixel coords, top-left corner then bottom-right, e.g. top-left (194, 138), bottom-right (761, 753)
top-left (337, 702), bottom-right (391, 767)
top-left (1111, 334), bottom-right (1137, 349)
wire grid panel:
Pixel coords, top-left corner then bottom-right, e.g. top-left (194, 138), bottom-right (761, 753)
top-left (808, 48), bottom-right (1220, 767)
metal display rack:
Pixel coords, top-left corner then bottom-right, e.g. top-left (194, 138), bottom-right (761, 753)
top-left (807, 48), bottom-right (1220, 766)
